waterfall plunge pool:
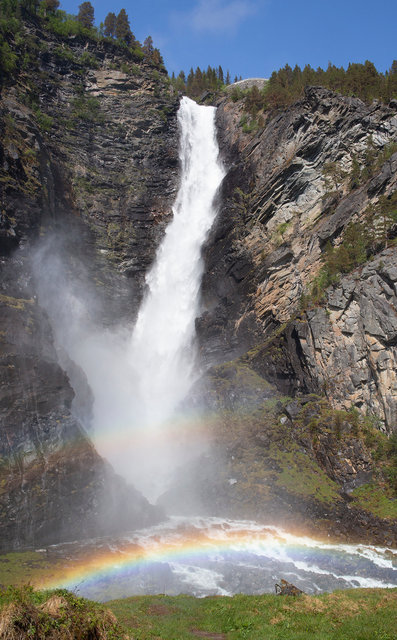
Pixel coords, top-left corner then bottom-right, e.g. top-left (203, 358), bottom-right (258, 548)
top-left (38, 516), bottom-right (397, 602)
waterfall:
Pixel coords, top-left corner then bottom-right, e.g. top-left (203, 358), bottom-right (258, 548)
top-left (117, 97), bottom-right (225, 497)
top-left (129, 97), bottom-right (225, 428)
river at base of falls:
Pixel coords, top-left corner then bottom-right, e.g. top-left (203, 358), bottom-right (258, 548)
top-left (40, 516), bottom-right (397, 602)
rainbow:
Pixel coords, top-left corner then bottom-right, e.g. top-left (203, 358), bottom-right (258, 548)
top-left (41, 525), bottom-right (277, 590)
top-left (90, 409), bottom-right (217, 459)
top-left (39, 519), bottom-right (397, 598)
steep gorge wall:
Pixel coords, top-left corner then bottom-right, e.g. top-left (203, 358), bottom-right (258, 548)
top-left (169, 87), bottom-right (397, 543)
top-left (200, 86), bottom-right (397, 431)
top-left (0, 19), bottom-right (179, 550)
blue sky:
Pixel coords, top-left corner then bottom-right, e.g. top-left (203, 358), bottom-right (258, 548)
top-left (60, 0), bottom-right (397, 79)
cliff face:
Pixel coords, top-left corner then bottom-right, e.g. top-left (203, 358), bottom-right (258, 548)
top-left (1, 20), bottom-right (179, 310)
top-left (0, 18), bottom-right (179, 550)
top-left (200, 86), bottom-right (397, 431)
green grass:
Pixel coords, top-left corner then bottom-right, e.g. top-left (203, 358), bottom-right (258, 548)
top-left (0, 551), bottom-right (68, 589)
top-left (351, 483), bottom-right (397, 520)
top-left (272, 446), bottom-right (341, 505)
top-left (0, 293), bottom-right (34, 310)
top-left (108, 590), bottom-right (397, 639)
top-left (1, 586), bottom-right (397, 639)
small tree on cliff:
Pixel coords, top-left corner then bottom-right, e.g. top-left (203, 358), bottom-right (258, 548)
top-left (77, 1), bottom-right (94, 29)
top-left (115, 8), bottom-right (133, 44)
top-left (20, 0), bottom-right (40, 14)
top-left (142, 35), bottom-right (154, 61)
top-left (151, 48), bottom-right (163, 67)
top-left (104, 11), bottom-right (116, 37)
top-left (42, 0), bottom-right (60, 15)
top-left (322, 161), bottom-right (347, 196)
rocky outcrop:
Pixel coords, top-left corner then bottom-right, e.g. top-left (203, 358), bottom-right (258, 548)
top-left (1, 22), bottom-right (180, 314)
top-left (164, 365), bottom-right (397, 545)
top-left (294, 249), bottom-right (397, 427)
top-left (0, 216), bottom-right (162, 552)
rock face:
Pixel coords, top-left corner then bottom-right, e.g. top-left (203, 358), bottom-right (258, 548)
top-left (0, 19), bottom-right (179, 550)
top-left (295, 250), bottom-right (397, 426)
top-left (173, 85), bottom-right (397, 543)
top-left (1, 22), bottom-right (179, 314)
top-left (199, 86), bottom-right (397, 431)
top-left (0, 248), bottom-right (162, 552)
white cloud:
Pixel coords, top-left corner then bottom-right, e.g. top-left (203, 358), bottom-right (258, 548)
top-left (174, 0), bottom-right (258, 35)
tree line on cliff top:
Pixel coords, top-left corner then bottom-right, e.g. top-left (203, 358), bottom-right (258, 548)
top-left (0, 0), bottom-right (163, 76)
top-left (173, 60), bottom-right (397, 105)
top-left (1, 0), bottom-right (397, 107)
top-left (170, 67), bottom-right (242, 98)
top-left (236, 60), bottom-right (397, 116)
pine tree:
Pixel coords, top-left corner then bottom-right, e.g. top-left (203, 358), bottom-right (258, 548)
top-left (174, 70), bottom-right (186, 92)
top-left (77, 1), bottom-right (94, 29)
top-left (322, 161), bottom-right (347, 195)
top-left (186, 67), bottom-right (194, 94)
top-left (42, 0), bottom-right (60, 15)
top-left (104, 12), bottom-right (116, 37)
top-left (225, 70), bottom-right (231, 85)
top-left (20, 0), bottom-right (40, 14)
top-left (151, 48), bottom-right (163, 67)
top-left (115, 8), bottom-right (133, 44)
top-left (371, 194), bottom-right (397, 249)
top-left (142, 35), bottom-right (154, 61)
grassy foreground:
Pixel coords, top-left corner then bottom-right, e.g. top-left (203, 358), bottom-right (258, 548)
top-left (0, 587), bottom-right (396, 640)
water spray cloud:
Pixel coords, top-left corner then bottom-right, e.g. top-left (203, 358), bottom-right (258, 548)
top-left (32, 97), bottom-right (225, 501)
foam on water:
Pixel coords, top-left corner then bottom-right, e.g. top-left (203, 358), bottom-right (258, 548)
top-left (42, 516), bottom-right (397, 601)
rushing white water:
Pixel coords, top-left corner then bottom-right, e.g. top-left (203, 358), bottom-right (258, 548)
top-left (129, 97), bottom-right (225, 428)
top-left (46, 516), bottom-right (397, 601)
top-left (83, 96), bottom-right (226, 497)
top-left (97, 97), bottom-right (224, 497)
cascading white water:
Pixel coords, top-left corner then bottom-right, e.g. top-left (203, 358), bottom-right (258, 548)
top-left (112, 97), bottom-right (225, 497)
top-left (129, 97), bottom-right (225, 428)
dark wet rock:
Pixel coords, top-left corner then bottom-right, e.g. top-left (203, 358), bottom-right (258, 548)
top-left (275, 579), bottom-right (304, 596)
top-left (0, 251), bottom-right (163, 551)
top-left (284, 400), bottom-right (301, 421)
top-left (0, 18), bottom-right (177, 550)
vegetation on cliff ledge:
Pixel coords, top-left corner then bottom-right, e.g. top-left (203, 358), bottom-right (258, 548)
top-left (0, 0), bottom-right (164, 84)
top-left (198, 357), bottom-right (397, 537)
